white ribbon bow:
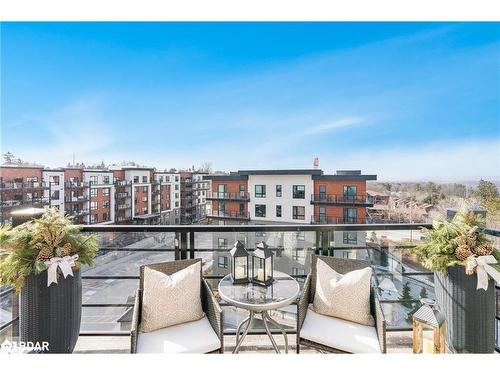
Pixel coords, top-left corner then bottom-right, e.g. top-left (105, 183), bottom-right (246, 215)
top-left (465, 255), bottom-right (500, 290)
top-left (44, 255), bottom-right (79, 287)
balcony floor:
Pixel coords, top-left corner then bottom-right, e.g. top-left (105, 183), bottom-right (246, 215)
top-left (74, 331), bottom-right (413, 354)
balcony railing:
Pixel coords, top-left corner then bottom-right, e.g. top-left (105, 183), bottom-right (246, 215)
top-left (207, 210), bottom-right (250, 220)
top-left (65, 196), bottom-right (87, 203)
top-left (311, 215), bottom-right (367, 224)
top-left (0, 223), bottom-right (498, 353)
top-left (311, 194), bottom-right (374, 206)
top-left (206, 191), bottom-right (249, 201)
top-left (64, 182), bottom-right (88, 188)
top-left (0, 198), bottom-right (50, 208)
top-left (0, 182), bottom-right (49, 190)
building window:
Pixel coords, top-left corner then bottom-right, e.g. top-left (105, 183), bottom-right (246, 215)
top-left (134, 187), bottom-right (139, 193)
top-left (103, 212), bottom-right (110, 222)
top-left (343, 208), bottom-right (358, 223)
top-left (133, 176), bottom-right (139, 183)
top-left (90, 214), bottom-right (97, 224)
top-left (218, 256), bottom-right (228, 269)
top-left (90, 201), bottom-right (98, 210)
top-left (103, 200), bottom-right (110, 208)
top-left (255, 204), bottom-right (266, 217)
top-left (276, 205), bottom-right (282, 217)
top-left (255, 185), bottom-right (266, 198)
top-left (319, 207), bottom-right (327, 223)
top-left (319, 185), bottom-right (326, 199)
top-left (292, 206), bottom-right (305, 220)
top-left (142, 176), bottom-right (148, 183)
top-left (218, 238), bottom-right (228, 249)
top-left (276, 184), bottom-right (282, 197)
top-left (102, 188), bottom-right (110, 196)
top-left (143, 186), bottom-right (148, 193)
top-left (239, 203), bottom-right (245, 215)
top-left (239, 184), bottom-right (245, 197)
top-left (90, 188), bottom-right (97, 197)
top-left (103, 176), bottom-right (110, 184)
top-left (175, 184), bottom-right (179, 190)
top-left (343, 185), bottom-right (357, 197)
top-left (293, 185), bottom-right (305, 199)
top-left (343, 232), bottom-right (358, 245)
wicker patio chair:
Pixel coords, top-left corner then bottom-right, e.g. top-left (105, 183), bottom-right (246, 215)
top-left (130, 258), bottom-right (224, 353)
top-left (296, 255), bottom-right (387, 353)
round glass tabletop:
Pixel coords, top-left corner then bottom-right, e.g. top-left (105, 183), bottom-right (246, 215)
top-left (218, 271), bottom-right (300, 311)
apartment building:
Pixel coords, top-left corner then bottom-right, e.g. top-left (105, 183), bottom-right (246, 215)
top-left (204, 169), bottom-right (376, 275)
top-left (179, 171), bottom-right (210, 224)
top-left (0, 165), bottom-right (180, 225)
top-left (204, 169), bottom-right (376, 225)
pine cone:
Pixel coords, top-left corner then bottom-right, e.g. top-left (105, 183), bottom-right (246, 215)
top-left (472, 244), bottom-right (493, 256)
top-left (36, 247), bottom-right (53, 261)
top-left (57, 243), bottom-right (72, 257)
top-left (455, 245), bottom-right (473, 261)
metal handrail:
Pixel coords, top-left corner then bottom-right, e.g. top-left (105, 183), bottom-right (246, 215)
top-left (311, 194), bottom-right (374, 204)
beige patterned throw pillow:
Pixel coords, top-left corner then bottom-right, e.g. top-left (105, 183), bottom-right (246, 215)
top-left (140, 262), bottom-right (204, 333)
top-left (313, 258), bottom-right (374, 326)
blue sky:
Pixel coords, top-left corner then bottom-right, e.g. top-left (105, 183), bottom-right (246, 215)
top-left (1, 22), bottom-right (499, 181)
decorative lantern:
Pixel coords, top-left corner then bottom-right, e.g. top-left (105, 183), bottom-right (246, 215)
top-left (230, 240), bottom-right (249, 284)
top-left (412, 298), bottom-right (446, 354)
top-left (251, 241), bottom-right (274, 286)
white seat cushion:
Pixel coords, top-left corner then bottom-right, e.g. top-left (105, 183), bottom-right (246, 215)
top-left (300, 308), bottom-right (381, 353)
top-left (137, 317), bottom-right (221, 353)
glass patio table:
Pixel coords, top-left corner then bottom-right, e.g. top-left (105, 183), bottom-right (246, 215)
top-left (218, 271), bottom-right (300, 354)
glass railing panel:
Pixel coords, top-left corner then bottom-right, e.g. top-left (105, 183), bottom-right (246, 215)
top-left (81, 306), bottom-right (131, 332)
top-left (82, 279), bottom-right (138, 305)
top-left (0, 287), bottom-right (15, 327)
top-left (82, 250), bottom-right (176, 277)
top-left (380, 301), bottom-right (422, 330)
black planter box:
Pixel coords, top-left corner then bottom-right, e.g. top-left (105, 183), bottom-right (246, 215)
top-left (20, 269), bottom-right (82, 353)
top-left (434, 266), bottom-right (495, 353)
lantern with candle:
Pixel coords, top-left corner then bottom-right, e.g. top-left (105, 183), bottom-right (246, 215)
top-left (230, 240), bottom-right (249, 284)
top-left (251, 241), bottom-right (274, 286)
top-left (412, 298), bottom-right (446, 354)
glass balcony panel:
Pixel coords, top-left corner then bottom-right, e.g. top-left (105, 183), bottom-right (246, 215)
top-left (81, 306), bottom-right (131, 332)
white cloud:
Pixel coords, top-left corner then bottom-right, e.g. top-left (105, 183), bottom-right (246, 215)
top-left (301, 117), bottom-right (365, 136)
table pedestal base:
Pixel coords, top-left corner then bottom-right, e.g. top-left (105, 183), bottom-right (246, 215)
top-left (233, 310), bottom-right (289, 354)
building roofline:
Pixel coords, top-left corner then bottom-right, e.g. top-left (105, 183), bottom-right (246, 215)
top-left (0, 165), bottom-right (44, 169)
top-left (203, 175), bottom-right (248, 181)
top-left (237, 169), bottom-right (323, 176)
top-left (313, 174), bottom-right (377, 181)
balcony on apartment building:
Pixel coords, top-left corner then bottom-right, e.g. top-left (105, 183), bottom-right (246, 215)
top-left (69, 209), bottom-right (90, 217)
top-left (207, 210), bottom-right (251, 220)
top-left (65, 195), bottom-right (88, 203)
top-left (2, 223), bottom-right (497, 354)
top-left (311, 194), bottom-right (374, 206)
top-left (0, 197), bottom-right (50, 208)
top-left (0, 181), bottom-right (49, 190)
top-left (311, 215), bottom-right (367, 224)
top-left (64, 182), bottom-right (89, 189)
top-left (206, 191), bottom-right (250, 201)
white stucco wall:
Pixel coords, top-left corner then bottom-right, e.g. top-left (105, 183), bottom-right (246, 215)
top-left (248, 174), bottom-right (313, 223)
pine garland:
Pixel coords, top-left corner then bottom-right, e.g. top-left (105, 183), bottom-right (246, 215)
top-left (413, 206), bottom-right (500, 274)
top-left (0, 208), bottom-right (98, 292)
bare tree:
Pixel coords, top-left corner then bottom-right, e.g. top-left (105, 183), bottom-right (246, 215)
top-left (198, 161), bottom-right (213, 174)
